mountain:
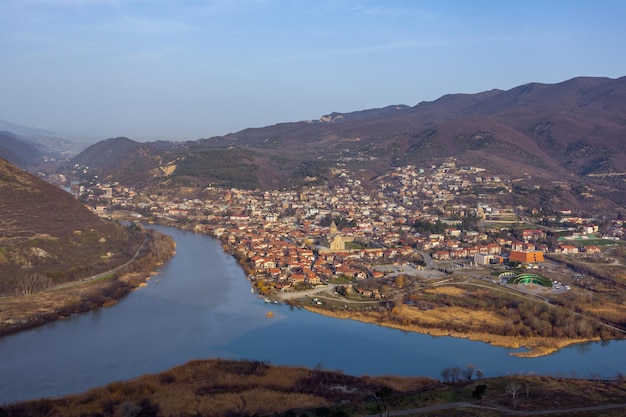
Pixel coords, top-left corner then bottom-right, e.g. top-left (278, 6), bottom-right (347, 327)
top-left (67, 76), bottom-right (626, 212)
top-left (0, 119), bottom-right (86, 155)
top-left (69, 137), bottom-right (176, 187)
top-left (0, 157), bottom-right (145, 295)
top-left (0, 131), bottom-right (46, 168)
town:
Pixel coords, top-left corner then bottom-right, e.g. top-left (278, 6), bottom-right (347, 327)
top-left (73, 159), bottom-right (625, 302)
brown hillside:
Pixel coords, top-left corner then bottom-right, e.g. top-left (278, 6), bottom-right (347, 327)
top-left (67, 76), bottom-right (626, 212)
top-left (0, 158), bottom-right (144, 295)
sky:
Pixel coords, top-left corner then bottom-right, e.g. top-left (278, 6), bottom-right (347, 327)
top-left (1, 0), bottom-right (625, 143)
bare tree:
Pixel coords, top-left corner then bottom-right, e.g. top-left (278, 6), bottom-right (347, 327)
top-left (506, 381), bottom-right (522, 400)
top-left (17, 273), bottom-right (52, 295)
top-left (440, 368), bottom-right (451, 383)
top-left (450, 366), bottom-right (462, 383)
top-left (463, 363), bottom-right (476, 380)
top-left (476, 369), bottom-right (485, 379)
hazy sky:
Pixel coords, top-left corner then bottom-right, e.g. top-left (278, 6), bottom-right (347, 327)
top-left (1, 0), bottom-right (625, 142)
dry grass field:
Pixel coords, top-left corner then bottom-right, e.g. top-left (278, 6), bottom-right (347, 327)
top-left (3, 359), bottom-right (626, 417)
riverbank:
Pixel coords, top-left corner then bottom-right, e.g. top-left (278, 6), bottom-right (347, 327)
top-left (272, 281), bottom-right (601, 358)
top-left (5, 358), bottom-right (626, 417)
top-left (299, 305), bottom-right (598, 358)
top-left (203, 224), bottom-right (607, 358)
top-left (0, 230), bottom-right (175, 337)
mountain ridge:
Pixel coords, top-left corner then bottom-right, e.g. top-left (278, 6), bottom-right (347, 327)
top-left (67, 75), bottom-right (626, 213)
top-left (0, 131), bottom-right (46, 167)
top-left (0, 119), bottom-right (87, 157)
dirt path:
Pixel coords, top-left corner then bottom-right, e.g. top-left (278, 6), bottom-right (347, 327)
top-left (360, 400), bottom-right (626, 416)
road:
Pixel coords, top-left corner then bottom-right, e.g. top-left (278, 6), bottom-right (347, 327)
top-left (359, 400), bottom-right (626, 416)
top-left (49, 238), bottom-right (148, 291)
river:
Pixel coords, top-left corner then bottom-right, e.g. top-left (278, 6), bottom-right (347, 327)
top-left (1, 225), bottom-right (625, 404)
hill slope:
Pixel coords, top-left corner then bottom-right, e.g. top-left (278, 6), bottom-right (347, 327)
top-left (67, 76), bottom-right (626, 212)
top-left (0, 131), bottom-right (46, 168)
top-left (0, 119), bottom-right (85, 155)
top-left (0, 158), bottom-right (145, 295)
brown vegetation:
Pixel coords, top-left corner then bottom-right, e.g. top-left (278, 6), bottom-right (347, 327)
top-left (545, 253), bottom-right (626, 329)
top-left (0, 359), bottom-right (439, 417)
top-left (304, 303), bottom-right (592, 358)
top-left (3, 359), bottom-right (626, 417)
top-left (67, 77), bottom-right (626, 213)
top-left (294, 277), bottom-right (624, 357)
top-left (0, 229), bottom-right (175, 337)
top-left (0, 158), bottom-right (151, 295)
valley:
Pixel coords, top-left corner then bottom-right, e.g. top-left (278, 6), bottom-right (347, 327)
top-left (1, 75), bottom-right (625, 415)
top-left (72, 155), bottom-right (626, 357)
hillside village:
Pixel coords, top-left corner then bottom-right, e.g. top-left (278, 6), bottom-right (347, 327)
top-left (74, 160), bottom-right (625, 297)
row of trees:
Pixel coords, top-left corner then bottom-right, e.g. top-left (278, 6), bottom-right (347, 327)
top-left (440, 363), bottom-right (483, 383)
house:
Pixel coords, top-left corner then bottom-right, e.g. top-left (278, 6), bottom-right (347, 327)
top-left (289, 274), bottom-right (306, 284)
top-left (432, 251), bottom-right (450, 260)
top-left (522, 229), bottom-right (545, 241)
top-left (584, 246), bottom-right (601, 254)
top-left (511, 241), bottom-right (525, 252)
top-left (556, 245), bottom-right (579, 255)
top-left (451, 248), bottom-right (468, 258)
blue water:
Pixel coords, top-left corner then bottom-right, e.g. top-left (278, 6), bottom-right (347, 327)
top-left (0, 225), bottom-right (624, 404)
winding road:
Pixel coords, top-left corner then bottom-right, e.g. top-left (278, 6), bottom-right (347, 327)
top-left (49, 238), bottom-right (147, 291)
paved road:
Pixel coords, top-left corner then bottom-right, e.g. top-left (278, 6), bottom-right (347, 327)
top-left (49, 238), bottom-right (147, 291)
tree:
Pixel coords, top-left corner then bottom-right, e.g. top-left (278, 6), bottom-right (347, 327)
top-left (472, 384), bottom-right (487, 402)
top-left (395, 275), bottom-right (405, 288)
top-left (463, 363), bottom-right (476, 381)
top-left (374, 387), bottom-right (392, 417)
top-left (506, 381), bottom-right (521, 400)
top-left (440, 368), bottom-right (451, 383)
top-left (17, 273), bottom-right (52, 295)
top-left (476, 369), bottom-right (485, 379)
top-left (450, 366), bottom-right (462, 383)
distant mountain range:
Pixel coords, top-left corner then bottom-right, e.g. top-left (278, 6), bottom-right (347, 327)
top-left (0, 120), bottom-right (86, 168)
top-left (66, 76), bottom-right (626, 213)
top-left (0, 131), bottom-right (47, 167)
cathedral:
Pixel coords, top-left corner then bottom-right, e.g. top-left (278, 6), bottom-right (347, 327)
top-left (325, 220), bottom-right (345, 252)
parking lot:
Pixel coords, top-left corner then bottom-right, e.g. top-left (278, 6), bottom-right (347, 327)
top-left (371, 264), bottom-right (448, 280)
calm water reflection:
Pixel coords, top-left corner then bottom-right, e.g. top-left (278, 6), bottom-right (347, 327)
top-left (1, 225), bottom-right (624, 403)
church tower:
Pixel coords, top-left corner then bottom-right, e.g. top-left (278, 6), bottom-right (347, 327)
top-left (326, 220), bottom-right (345, 251)
top-left (329, 220), bottom-right (338, 235)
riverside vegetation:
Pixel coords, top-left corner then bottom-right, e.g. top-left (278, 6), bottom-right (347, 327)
top-left (0, 157), bottom-right (176, 336)
top-left (2, 359), bottom-right (626, 417)
top-left (0, 227), bottom-right (175, 337)
top-left (282, 268), bottom-right (625, 357)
